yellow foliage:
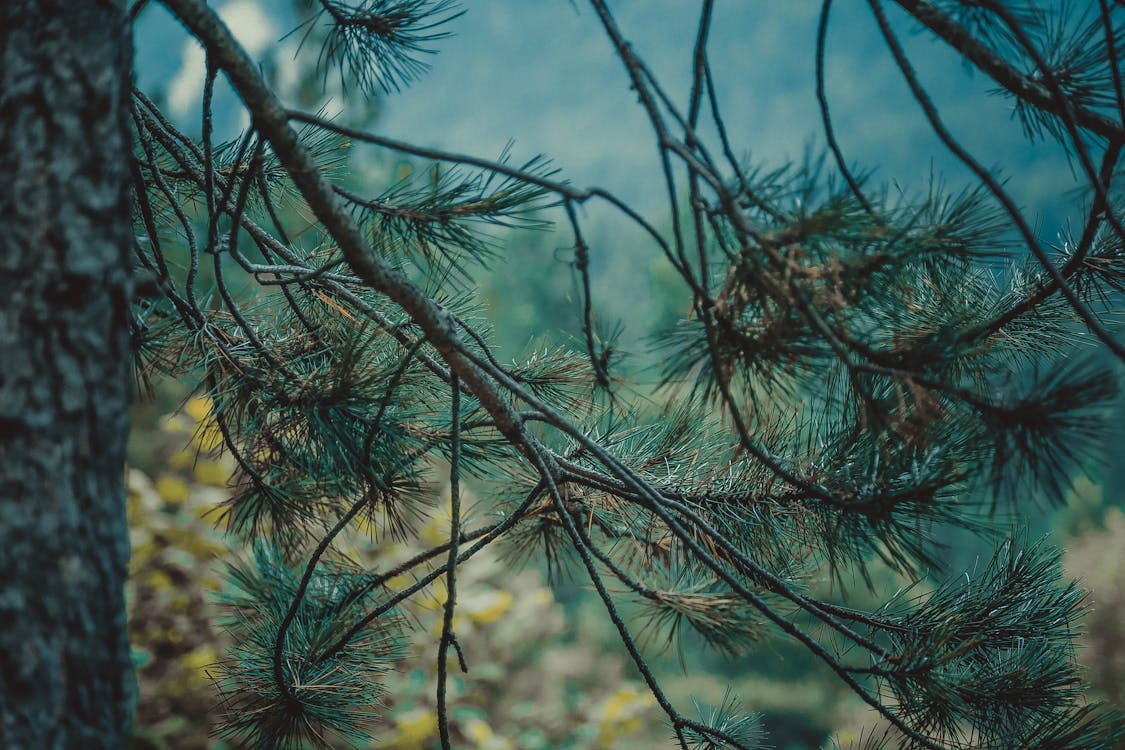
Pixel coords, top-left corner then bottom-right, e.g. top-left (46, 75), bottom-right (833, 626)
top-left (147, 626), bottom-right (183, 646)
top-left (597, 688), bottom-right (655, 748)
top-left (168, 449), bottom-right (193, 469)
top-left (159, 415), bottom-right (187, 434)
top-left (385, 574), bottom-right (412, 591)
top-left (469, 590), bottom-right (513, 625)
top-left (184, 395), bottom-right (213, 422)
top-left (378, 709), bottom-right (438, 750)
top-left (159, 526), bottom-right (225, 559)
top-left (180, 645), bottom-right (218, 688)
top-left (199, 574), bottom-right (223, 591)
top-left (419, 509), bottom-right (451, 546)
top-left (144, 569), bottom-right (175, 592)
top-left (465, 718), bottom-right (493, 743)
top-left (465, 718), bottom-right (516, 749)
top-left (191, 423), bottom-right (224, 453)
top-left (354, 511), bottom-right (379, 537)
top-left (126, 496), bottom-right (145, 527)
top-left (418, 580), bottom-right (448, 611)
top-left (427, 613), bottom-right (465, 638)
top-left (168, 593), bottom-right (191, 614)
top-left (154, 476), bottom-right (190, 504)
top-left (130, 541), bottom-right (156, 571)
top-left (126, 411), bottom-right (670, 749)
top-left (191, 500), bottom-right (221, 523)
top-left (193, 459), bottom-right (229, 487)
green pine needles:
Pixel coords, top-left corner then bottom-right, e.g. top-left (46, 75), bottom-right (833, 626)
top-left (214, 545), bottom-right (404, 749)
top-left (136, 0), bottom-right (1125, 747)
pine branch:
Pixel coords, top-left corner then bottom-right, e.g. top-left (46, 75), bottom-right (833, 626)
top-left (892, 0), bottom-right (1125, 142)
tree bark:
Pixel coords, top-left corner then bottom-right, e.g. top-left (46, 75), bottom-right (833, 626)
top-left (0, 2), bottom-right (136, 747)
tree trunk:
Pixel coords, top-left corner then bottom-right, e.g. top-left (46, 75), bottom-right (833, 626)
top-left (0, 1), bottom-right (136, 747)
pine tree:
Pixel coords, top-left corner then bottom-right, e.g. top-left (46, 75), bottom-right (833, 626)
top-left (124, 1), bottom-right (1125, 748)
top-left (0, 2), bottom-right (135, 746)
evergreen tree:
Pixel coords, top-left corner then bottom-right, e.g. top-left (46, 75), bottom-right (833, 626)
top-left (120, 1), bottom-right (1125, 748)
top-left (0, 2), bottom-right (135, 746)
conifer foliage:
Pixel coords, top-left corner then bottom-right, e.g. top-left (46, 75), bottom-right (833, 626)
top-left (133, 1), bottom-right (1125, 747)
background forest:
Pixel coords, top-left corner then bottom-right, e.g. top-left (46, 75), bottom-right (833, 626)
top-left (121, 1), bottom-right (1125, 749)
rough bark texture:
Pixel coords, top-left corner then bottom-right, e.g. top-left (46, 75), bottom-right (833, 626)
top-left (0, 1), bottom-right (136, 747)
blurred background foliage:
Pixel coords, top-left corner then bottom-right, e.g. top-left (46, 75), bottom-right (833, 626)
top-left (125, 2), bottom-right (1125, 746)
top-left (126, 389), bottom-right (669, 750)
top-left (123, 226), bottom-right (1125, 749)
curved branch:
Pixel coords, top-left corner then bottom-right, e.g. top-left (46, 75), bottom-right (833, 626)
top-left (892, 0), bottom-right (1125, 142)
top-left (817, 0), bottom-right (873, 213)
top-left (869, 0), bottom-right (1125, 363)
top-left (163, 0), bottom-right (536, 450)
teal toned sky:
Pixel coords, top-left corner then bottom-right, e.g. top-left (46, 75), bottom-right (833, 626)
top-left (136, 1), bottom-right (1078, 234)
